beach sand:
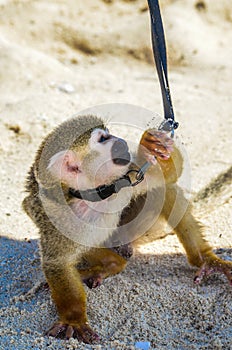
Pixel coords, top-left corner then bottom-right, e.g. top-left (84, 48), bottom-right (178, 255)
top-left (0, 0), bottom-right (231, 349)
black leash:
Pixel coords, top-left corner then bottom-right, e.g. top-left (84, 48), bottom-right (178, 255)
top-left (147, 0), bottom-right (179, 136)
top-left (69, 0), bottom-right (178, 202)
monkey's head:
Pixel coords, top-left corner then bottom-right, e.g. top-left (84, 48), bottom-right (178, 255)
top-left (38, 115), bottom-right (131, 191)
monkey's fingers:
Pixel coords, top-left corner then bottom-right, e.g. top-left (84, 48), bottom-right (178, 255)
top-left (82, 275), bottom-right (102, 289)
top-left (111, 243), bottom-right (133, 260)
top-left (46, 322), bottom-right (66, 337)
top-left (46, 322), bottom-right (100, 343)
top-left (140, 130), bottom-right (174, 160)
top-left (74, 323), bottom-right (100, 344)
top-left (194, 260), bottom-right (232, 286)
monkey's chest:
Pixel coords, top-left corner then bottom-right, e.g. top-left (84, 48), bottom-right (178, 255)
top-left (70, 188), bottom-right (132, 228)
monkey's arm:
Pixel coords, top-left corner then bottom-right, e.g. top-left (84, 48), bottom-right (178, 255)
top-left (41, 253), bottom-right (99, 343)
top-left (139, 129), bottom-right (232, 285)
top-left (139, 129), bottom-right (183, 182)
top-left (45, 265), bottom-right (94, 342)
top-left (37, 227), bottom-right (99, 343)
top-left (41, 232), bottom-right (127, 342)
top-left (163, 184), bottom-right (232, 285)
top-left (78, 248), bottom-right (128, 289)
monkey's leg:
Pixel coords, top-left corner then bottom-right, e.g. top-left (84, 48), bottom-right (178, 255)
top-left (78, 248), bottom-right (128, 289)
top-left (163, 185), bottom-right (232, 285)
top-left (43, 260), bottom-right (99, 343)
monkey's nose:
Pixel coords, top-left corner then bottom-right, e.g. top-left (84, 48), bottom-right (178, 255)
top-left (111, 139), bottom-right (131, 166)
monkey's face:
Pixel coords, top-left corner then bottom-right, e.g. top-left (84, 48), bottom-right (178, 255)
top-left (47, 127), bottom-right (131, 190)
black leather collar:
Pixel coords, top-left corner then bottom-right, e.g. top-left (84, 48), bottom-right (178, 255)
top-left (69, 175), bottom-right (132, 202)
top-left (68, 168), bottom-right (146, 202)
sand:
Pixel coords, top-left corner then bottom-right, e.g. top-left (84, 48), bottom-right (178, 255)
top-left (0, 0), bottom-right (231, 349)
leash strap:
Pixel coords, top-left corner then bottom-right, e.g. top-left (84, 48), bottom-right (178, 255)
top-left (147, 0), bottom-right (179, 135)
top-left (68, 2), bottom-right (179, 203)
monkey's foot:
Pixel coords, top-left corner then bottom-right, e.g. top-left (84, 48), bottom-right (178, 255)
top-left (111, 243), bottom-right (133, 260)
top-left (194, 259), bottom-right (232, 286)
top-left (46, 322), bottom-right (100, 343)
top-left (82, 275), bottom-right (102, 289)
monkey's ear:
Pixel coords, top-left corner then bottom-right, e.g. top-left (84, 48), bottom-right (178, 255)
top-left (47, 150), bottom-right (81, 181)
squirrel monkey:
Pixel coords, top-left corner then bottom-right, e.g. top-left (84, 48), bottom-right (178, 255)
top-left (22, 115), bottom-right (232, 343)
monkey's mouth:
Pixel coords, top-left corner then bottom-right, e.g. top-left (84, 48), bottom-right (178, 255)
top-left (111, 139), bottom-right (131, 166)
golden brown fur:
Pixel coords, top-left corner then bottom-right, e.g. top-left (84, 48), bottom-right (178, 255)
top-left (22, 115), bottom-right (232, 343)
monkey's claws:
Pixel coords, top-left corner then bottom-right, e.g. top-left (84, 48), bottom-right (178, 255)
top-left (111, 243), bottom-right (133, 260)
top-left (140, 129), bottom-right (174, 163)
top-left (83, 276), bottom-right (102, 289)
top-left (46, 322), bottom-right (100, 343)
top-left (194, 259), bottom-right (232, 286)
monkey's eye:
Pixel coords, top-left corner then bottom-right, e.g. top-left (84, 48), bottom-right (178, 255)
top-left (98, 134), bottom-right (110, 143)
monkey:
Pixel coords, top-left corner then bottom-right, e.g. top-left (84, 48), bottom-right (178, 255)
top-left (22, 115), bottom-right (232, 344)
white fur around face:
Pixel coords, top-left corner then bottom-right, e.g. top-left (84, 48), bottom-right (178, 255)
top-left (44, 127), bottom-right (147, 247)
top-left (43, 129), bottom-right (131, 246)
top-left (46, 127), bottom-right (131, 190)
top-left (89, 128), bottom-right (110, 146)
top-left (87, 128), bottom-right (131, 186)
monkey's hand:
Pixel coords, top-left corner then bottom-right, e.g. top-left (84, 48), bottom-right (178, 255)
top-left (139, 129), bottom-right (174, 165)
top-left (47, 321), bottom-right (100, 343)
top-left (194, 256), bottom-right (232, 286)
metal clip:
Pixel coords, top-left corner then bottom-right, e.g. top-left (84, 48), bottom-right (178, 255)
top-left (158, 118), bottom-right (179, 138)
top-left (136, 162), bottom-right (151, 181)
top-left (126, 161), bottom-right (152, 187)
